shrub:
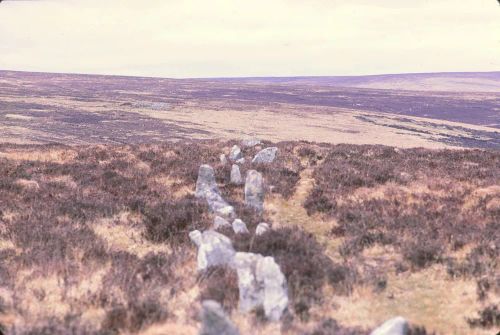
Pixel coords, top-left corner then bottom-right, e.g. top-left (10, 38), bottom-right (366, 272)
top-left (408, 325), bottom-right (436, 335)
top-left (101, 298), bottom-right (167, 334)
top-left (307, 318), bottom-right (365, 335)
top-left (99, 252), bottom-right (172, 333)
top-left (199, 266), bottom-right (239, 311)
top-left (143, 195), bottom-right (210, 244)
top-left (402, 239), bottom-right (444, 269)
top-left (467, 304), bottom-right (500, 328)
top-left (304, 188), bottom-right (336, 215)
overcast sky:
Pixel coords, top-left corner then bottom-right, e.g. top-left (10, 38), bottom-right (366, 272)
top-left (0, 0), bottom-right (499, 78)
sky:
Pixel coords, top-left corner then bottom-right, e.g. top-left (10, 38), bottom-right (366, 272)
top-left (0, 0), bottom-right (499, 78)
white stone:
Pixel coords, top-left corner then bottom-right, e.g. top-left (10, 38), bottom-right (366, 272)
top-left (370, 316), bottom-right (409, 335)
top-left (195, 164), bottom-right (218, 198)
top-left (230, 252), bottom-right (288, 321)
top-left (255, 222), bottom-right (270, 236)
top-left (252, 147), bottom-right (278, 164)
top-left (230, 164), bottom-right (243, 185)
top-left (189, 230), bottom-right (203, 247)
top-left (241, 139), bottom-right (262, 148)
top-left (229, 145), bottom-right (243, 161)
top-left (232, 219), bottom-right (249, 234)
top-left (196, 164), bottom-right (235, 219)
top-left (256, 256), bottom-right (289, 322)
top-left (213, 216), bottom-right (231, 230)
top-left (244, 170), bottom-right (264, 212)
top-left (191, 230), bottom-right (235, 271)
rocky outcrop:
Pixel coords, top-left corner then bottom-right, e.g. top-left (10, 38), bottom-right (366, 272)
top-left (230, 164), bottom-right (243, 185)
top-left (200, 300), bottom-right (240, 335)
top-left (229, 145), bottom-right (243, 162)
top-left (195, 164), bottom-right (235, 218)
top-left (190, 230), bottom-right (235, 271)
top-left (252, 147), bottom-right (278, 164)
top-left (370, 317), bottom-right (409, 335)
top-left (231, 252), bottom-right (288, 321)
top-left (232, 219), bottom-right (249, 234)
top-left (244, 170), bottom-right (264, 212)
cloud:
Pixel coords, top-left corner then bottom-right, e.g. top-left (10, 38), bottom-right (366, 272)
top-left (0, 0), bottom-right (498, 77)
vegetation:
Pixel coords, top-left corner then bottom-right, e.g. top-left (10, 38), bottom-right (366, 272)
top-left (0, 141), bottom-right (498, 334)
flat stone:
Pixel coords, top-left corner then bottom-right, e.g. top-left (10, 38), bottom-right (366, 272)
top-left (205, 191), bottom-right (236, 218)
top-left (241, 139), bottom-right (262, 148)
top-left (196, 165), bottom-right (235, 218)
top-left (252, 147), bottom-right (278, 164)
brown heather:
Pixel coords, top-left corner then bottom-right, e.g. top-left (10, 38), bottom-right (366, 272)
top-left (0, 141), bottom-right (498, 334)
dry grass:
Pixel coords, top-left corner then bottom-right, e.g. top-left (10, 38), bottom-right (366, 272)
top-left (92, 212), bottom-right (171, 258)
top-left (332, 266), bottom-right (489, 335)
top-left (0, 147), bottom-right (77, 163)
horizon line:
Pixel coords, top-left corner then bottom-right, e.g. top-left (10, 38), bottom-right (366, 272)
top-left (1, 68), bottom-right (499, 81)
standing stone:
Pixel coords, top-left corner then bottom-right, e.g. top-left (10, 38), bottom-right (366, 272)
top-left (229, 145), bottom-right (243, 161)
top-left (256, 256), bottom-right (289, 322)
top-left (255, 222), bottom-right (270, 236)
top-left (370, 317), bottom-right (409, 335)
top-left (195, 165), bottom-right (235, 219)
top-left (244, 170), bottom-right (264, 212)
top-left (190, 230), bottom-right (235, 271)
top-left (230, 164), bottom-right (243, 185)
top-left (220, 154), bottom-right (228, 165)
top-left (232, 219), bottom-right (249, 234)
top-left (252, 147), bottom-right (278, 164)
top-left (214, 216), bottom-right (231, 230)
top-left (231, 253), bottom-right (263, 313)
top-left (241, 139), bottom-right (262, 148)
top-left (231, 252), bottom-right (288, 321)
top-left (200, 300), bottom-right (240, 335)
top-left (196, 164), bottom-right (218, 198)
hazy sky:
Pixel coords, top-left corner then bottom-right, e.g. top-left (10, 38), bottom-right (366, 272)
top-left (0, 0), bottom-right (499, 78)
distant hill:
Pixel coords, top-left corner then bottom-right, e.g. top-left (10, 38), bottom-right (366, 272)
top-left (214, 72), bottom-right (500, 93)
top-left (318, 72), bottom-right (500, 92)
top-left (0, 70), bottom-right (498, 147)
